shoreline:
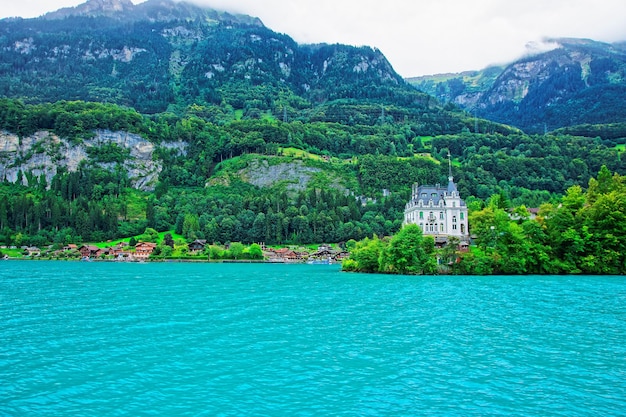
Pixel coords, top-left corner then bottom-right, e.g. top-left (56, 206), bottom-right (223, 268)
top-left (1, 257), bottom-right (326, 265)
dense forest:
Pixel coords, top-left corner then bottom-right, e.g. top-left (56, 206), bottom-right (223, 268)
top-left (1, 98), bottom-right (625, 252)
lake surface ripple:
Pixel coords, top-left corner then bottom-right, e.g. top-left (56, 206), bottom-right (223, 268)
top-left (1, 261), bottom-right (625, 416)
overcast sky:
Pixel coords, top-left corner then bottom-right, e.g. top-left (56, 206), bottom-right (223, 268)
top-left (2, 0), bottom-right (626, 77)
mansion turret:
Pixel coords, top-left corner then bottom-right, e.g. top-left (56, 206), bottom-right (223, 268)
top-left (404, 174), bottom-right (469, 244)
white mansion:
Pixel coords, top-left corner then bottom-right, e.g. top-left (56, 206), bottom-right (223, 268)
top-left (403, 172), bottom-right (469, 245)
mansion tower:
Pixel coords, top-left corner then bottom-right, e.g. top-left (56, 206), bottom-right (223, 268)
top-left (403, 167), bottom-right (469, 244)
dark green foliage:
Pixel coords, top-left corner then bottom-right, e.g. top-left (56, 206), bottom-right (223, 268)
top-left (432, 132), bottom-right (626, 198)
top-left (357, 154), bottom-right (444, 194)
top-left (462, 166), bottom-right (626, 274)
top-left (2, 96), bottom-right (626, 252)
top-left (379, 224), bottom-right (437, 274)
top-left (163, 233), bottom-right (174, 248)
top-left (343, 226), bottom-right (438, 275)
top-left (345, 166), bottom-right (626, 275)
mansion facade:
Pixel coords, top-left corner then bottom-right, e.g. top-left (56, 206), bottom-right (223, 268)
top-left (403, 175), bottom-right (469, 244)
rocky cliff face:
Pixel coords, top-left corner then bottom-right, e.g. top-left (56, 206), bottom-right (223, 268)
top-left (207, 157), bottom-right (352, 195)
top-left (0, 129), bottom-right (186, 190)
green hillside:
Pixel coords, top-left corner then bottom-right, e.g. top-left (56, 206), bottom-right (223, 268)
top-left (0, 1), bottom-right (625, 250)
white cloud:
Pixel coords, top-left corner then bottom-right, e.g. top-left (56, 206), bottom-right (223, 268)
top-left (2, 0), bottom-right (626, 76)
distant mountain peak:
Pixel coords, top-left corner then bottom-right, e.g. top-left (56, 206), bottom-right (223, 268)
top-left (44, 0), bottom-right (135, 19)
top-left (85, 0), bottom-right (134, 11)
top-left (41, 0), bottom-right (264, 26)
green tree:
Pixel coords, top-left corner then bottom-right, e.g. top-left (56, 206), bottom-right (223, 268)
top-left (228, 242), bottom-right (245, 260)
top-left (161, 245), bottom-right (173, 257)
top-left (344, 235), bottom-right (384, 273)
top-left (247, 243), bottom-right (264, 260)
top-left (379, 224), bottom-right (437, 275)
top-left (182, 214), bottom-right (200, 240)
top-left (144, 228), bottom-right (159, 243)
top-left (163, 233), bottom-right (174, 248)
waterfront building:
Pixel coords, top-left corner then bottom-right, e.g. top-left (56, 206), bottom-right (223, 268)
top-left (403, 156), bottom-right (469, 245)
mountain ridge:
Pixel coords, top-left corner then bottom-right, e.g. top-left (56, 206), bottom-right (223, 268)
top-left (0, 0), bottom-right (425, 116)
top-left (43, 0), bottom-right (265, 26)
top-left (408, 37), bottom-right (626, 133)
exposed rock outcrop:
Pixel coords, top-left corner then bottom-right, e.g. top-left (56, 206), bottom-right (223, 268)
top-left (0, 129), bottom-right (186, 191)
top-left (233, 158), bottom-right (348, 193)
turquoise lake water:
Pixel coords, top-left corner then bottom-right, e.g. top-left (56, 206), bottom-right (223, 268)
top-left (1, 261), bottom-right (625, 416)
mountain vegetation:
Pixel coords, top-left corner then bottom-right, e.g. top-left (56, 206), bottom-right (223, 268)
top-left (409, 38), bottom-right (626, 134)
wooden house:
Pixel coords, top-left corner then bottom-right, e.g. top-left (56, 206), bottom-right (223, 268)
top-left (187, 239), bottom-right (207, 254)
top-left (78, 245), bottom-right (101, 258)
top-left (266, 247), bottom-right (303, 262)
top-left (110, 242), bottom-right (130, 258)
top-left (26, 246), bottom-right (41, 257)
top-left (134, 242), bottom-right (157, 259)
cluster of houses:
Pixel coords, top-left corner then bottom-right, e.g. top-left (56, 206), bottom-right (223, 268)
top-left (73, 242), bottom-right (157, 260)
top-left (187, 240), bottom-right (349, 263)
top-left (266, 244), bottom-right (348, 263)
top-left (6, 242), bottom-right (158, 260)
top-left (7, 240), bottom-right (347, 263)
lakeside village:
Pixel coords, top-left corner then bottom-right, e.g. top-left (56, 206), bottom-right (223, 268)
top-left (1, 241), bottom-right (349, 264)
top-left (2, 162), bottom-right (486, 264)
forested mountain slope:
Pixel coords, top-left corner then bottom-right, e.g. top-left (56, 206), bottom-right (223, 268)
top-left (0, 0), bottom-right (430, 115)
top-left (409, 38), bottom-right (626, 134)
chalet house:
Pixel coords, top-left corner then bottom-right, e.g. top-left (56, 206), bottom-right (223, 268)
top-left (63, 244), bottom-right (78, 252)
top-left (78, 245), bottom-right (102, 258)
top-left (267, 247), bottom-right (302, 262)
top-left (26, 246), bottom-right (41, 257)
top-left (309, 245), bottom-right (349, 262)
top-left (134, 242), bottom-right (157, 259)
top-left (333, 250), bottom-right (350, 261)
top-left (310, 247), bottom-right (334, 259)
top-left (109, 242), bottom-right (130, 258)
top-left (188, 239), bottom-right (207, 254)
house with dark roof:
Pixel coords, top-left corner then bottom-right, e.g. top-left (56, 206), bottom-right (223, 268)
top-left (187, 239), bottom-right (207, 254)
top-left (403, 156), bottom-right (469, 245)
top-left (78, 245), bottom-right (102, 258)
